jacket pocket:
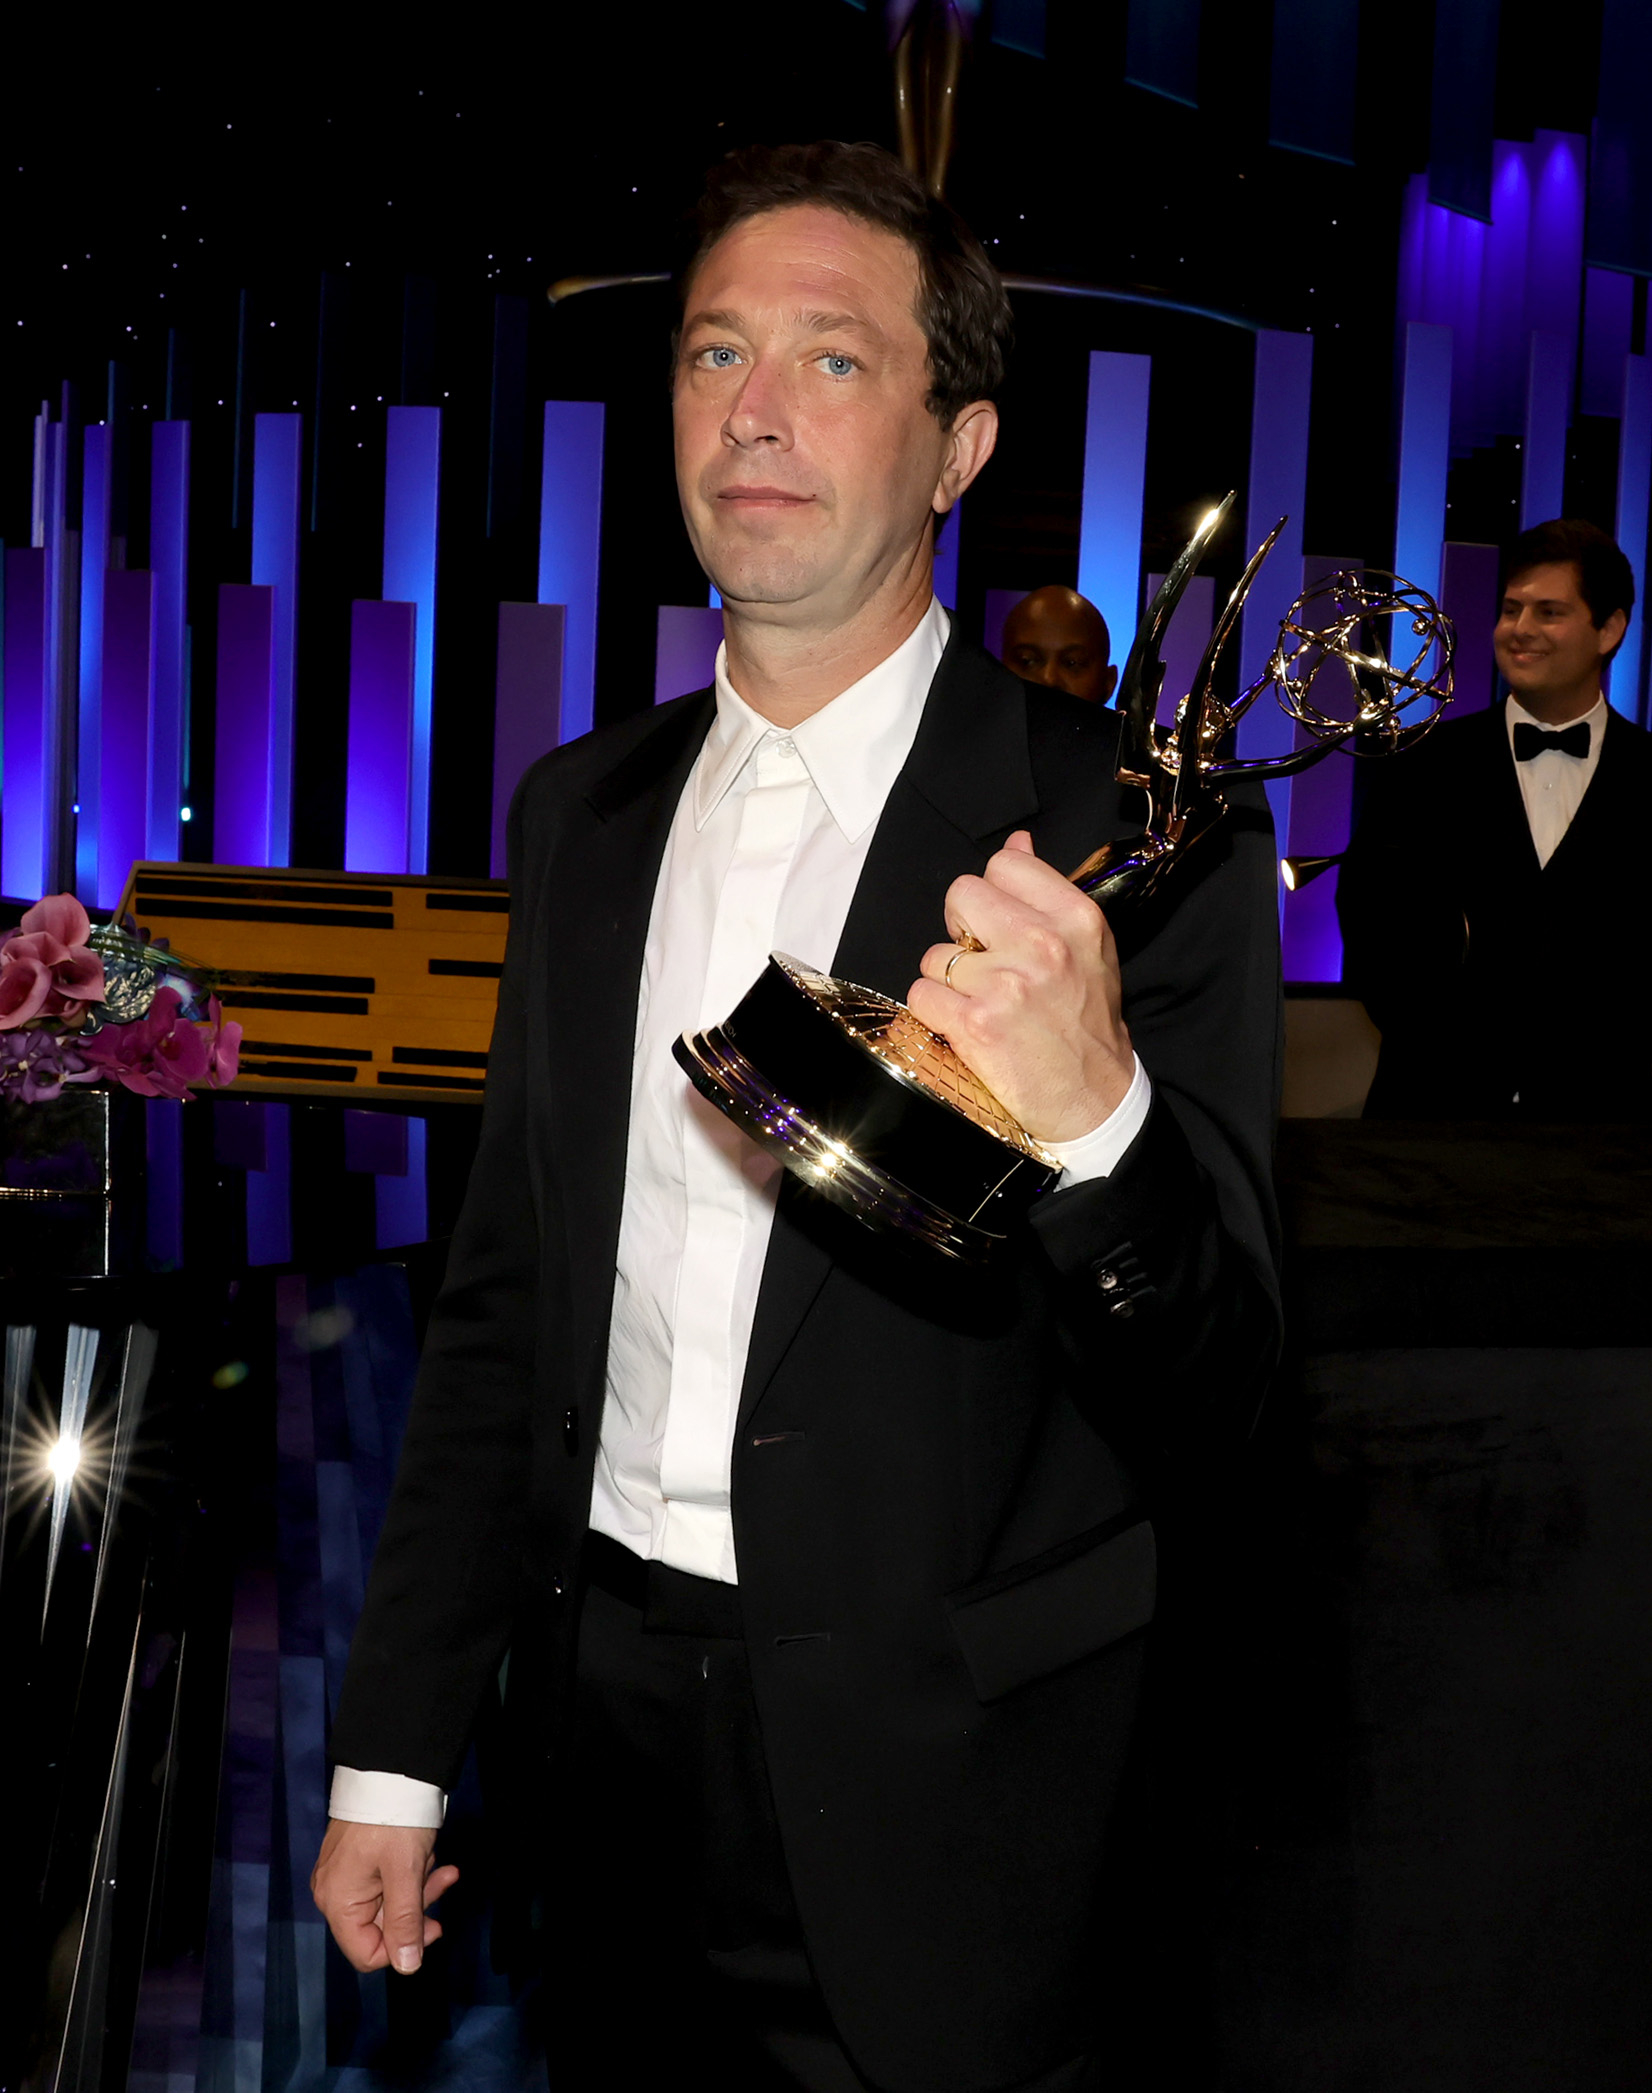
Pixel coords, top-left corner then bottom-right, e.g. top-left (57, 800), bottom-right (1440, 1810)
top-left (946, 1513), bottom-right (1156, 1703)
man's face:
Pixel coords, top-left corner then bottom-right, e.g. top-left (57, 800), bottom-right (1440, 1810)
top-left (1493, 561), bottom-right (1626, 719)
top-left (1000, 589), bottom-right (1117, 703)
top-left (673, 204), bottom-right (989, 627)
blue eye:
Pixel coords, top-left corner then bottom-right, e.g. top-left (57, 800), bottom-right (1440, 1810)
top-left (819, 354), bottom-right (855, 378)
top-left (699, 345), bottom-right (740, 368)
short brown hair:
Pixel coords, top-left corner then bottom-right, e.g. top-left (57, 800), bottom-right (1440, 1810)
top-left (1504, 518), bottom-right (1637, 650)
top-left (681, 140), bottom-right (1013, 428)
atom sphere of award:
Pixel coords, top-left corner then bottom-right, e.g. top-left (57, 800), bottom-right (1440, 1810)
top-left (672, 494), bottom-right (1454, 1261)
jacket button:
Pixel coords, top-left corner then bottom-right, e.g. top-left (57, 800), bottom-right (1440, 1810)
top-left (1094, 1267), bottom-right (1120, 1293)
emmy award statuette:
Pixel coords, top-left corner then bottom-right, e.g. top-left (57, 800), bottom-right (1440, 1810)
top-left (673, 494), bottom-right (1454, 1261)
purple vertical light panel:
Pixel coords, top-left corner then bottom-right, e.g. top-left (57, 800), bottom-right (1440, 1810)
top-left (383, 407), bottom-right (440, 872)
top-left (932, 502), bottom-right (961, 611)
top-left (147, 421), bottom-right (190, 862)
top-left (213, 583), bottom-right (275, 868)
top-left (1142, 574), bottom-right (1216, 724)
top-left (1582, 270), bottom-right (1635, 417)
top-left (653, 606), bottom-right (722, 707)
top-left (538, 402), bottom-right (604, 744)
top-left (1282, 558), bottom-right (1363, 983)
top-left (344, 600), bottom-right (416, 873)
top-left (375, 1118), bottom-right (427, 1250)
top-left (146, 1098), bottom-right (184, 1270)
top-left (1439, 541), bottom-right (1501, 715)
top-left (76, 425), bottom-right (112, 901)
top-left (2, 548), bottom-right (49, 900)
top-left (1077, 351), bottom-right (1151, 679)
top-left (492, 602), bottom-right (565, 878)
top-left (983, 589), bottom-right (1021, 664)
top-left (99, 569), bottom-right (156, 908)
top-left (1521, 332), bottom-right (1570, 527)
top-left (39, 420), bottom-right (73, 897)
top-left (1238, 329), bottom-right (1314, 858)
top-left (1613, 354), bottom-right (1652, 722)
top-left (251, 415), bottom-right (301, 867)
top-left (246, 1104), bottom-right (292, 1268)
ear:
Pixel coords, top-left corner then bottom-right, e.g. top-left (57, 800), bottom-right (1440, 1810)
top-left (1599, 606), bottom-right (1629, 658)
top-left (933, 400), bottom-right (999, 516)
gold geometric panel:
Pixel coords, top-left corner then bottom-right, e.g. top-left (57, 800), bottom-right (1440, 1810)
top-left (116, 863), bottom-right (505, 1102)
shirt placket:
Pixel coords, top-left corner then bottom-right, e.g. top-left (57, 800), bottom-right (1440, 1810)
top-left (658, 739), bottom-right (811, 1576)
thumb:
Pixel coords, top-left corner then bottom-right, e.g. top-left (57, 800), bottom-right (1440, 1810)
top-left (1003, 829), bottom-right (1034, 854)
top-left (381, 1854), bottom-right (430, 1975)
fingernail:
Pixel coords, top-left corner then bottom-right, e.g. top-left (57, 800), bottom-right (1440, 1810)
top-left (395, 1947), bottom-right (420, 1973)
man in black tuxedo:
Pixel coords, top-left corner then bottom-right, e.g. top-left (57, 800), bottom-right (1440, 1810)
top-left (1339, 518), bottom-right (1652, 1121)
top-left (312, 141), bottom-right (1281, 2090)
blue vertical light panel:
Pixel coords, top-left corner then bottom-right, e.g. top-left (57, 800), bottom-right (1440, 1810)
top-left (1238, 330), bottom-right (1314, 855)
top-left (1125, 0), bottom-right (1201, 105)
top-left (933, 501), bottom-right (961, 610)
top-left (76, 425), bottom-right (112, 901)
top-left (1521, 332), bottom-right (1570, 527)
top-left (1268, 0), bottom-right (1358, 164)
top-left (382, 407), bottom-right (440, 872)
top-left (100, 569), bottom-right (155, 906)
top-left (2, 548), bottom-right (49, 900)
top-left (1077, 352), bottom-right (1151, 677)
top-left (251, 414), bottom-right (301, 868)
top-left (538, 401), bottom-right (605, 744)
top-left (147, 421), bottom-right (190, 863)
top-left (1394, 322), bottom-right (1453, 608)
top-left (1428, 0), bottom-right (1500, 221)
top-left (1614, 354), bottom-right (1652, 723)
top-left (1586, 0), bottom-right (1652, 277)
top-left (213, 584), bottom-right (276, 867)
top-left (40, 420), bottom-right (71, 896)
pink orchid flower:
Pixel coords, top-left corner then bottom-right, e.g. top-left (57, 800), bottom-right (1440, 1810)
top-left (75, 986), bottom-right (209, 1099)
top-left (0, 893), bottom-right (105, 1027)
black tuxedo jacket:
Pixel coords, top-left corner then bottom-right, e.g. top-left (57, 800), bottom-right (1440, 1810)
top-left (1337, 698), bottom-right (1652, 1120)
top-left (331, 631), bottom-right (1282, 2088)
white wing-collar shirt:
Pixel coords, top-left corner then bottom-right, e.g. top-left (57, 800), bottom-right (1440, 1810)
top-left (1505, 689), bottom-right (1607, 868)
top-left (330, 599), bottom-right (1149, 1828)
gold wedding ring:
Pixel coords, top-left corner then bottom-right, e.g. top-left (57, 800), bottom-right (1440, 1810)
top-left (944, 935), bottom-right (982, 989)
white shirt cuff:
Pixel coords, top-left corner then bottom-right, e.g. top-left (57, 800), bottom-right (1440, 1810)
top-left (329, 1766), bottom-right (448, 1829)
top-left (1041, 1056), bottom-right (1152, 1186)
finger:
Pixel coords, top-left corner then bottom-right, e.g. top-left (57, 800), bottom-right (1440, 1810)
top-left (941, 872), bottom-right (1041, 953)
top-left (381, 1856), bottom-right (435, 1975)
top-left (917, 940), bottom-right (981, 990)
top-left (1003, 828), bottom-right (1035, 854)
top-left (981, 840), bottom-right (1090, 916)
top-left (908, 974), bottom-right (967, 1037)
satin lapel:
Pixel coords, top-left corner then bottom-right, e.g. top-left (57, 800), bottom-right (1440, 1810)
top-left (737, 635), bottom-right (1041, 1427)
top-left (1544, 709), bottom-right (1634, 879)
top-left (1480, 700), bottom-right (1544, 878)
top-left (546, 693), bottom-right (714, 1403)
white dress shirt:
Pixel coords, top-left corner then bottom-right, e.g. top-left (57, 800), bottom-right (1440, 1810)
top-left (330, 600), bottom-right (1151, 1828)
top-left (1506, 691), bottom-right (1606, 868)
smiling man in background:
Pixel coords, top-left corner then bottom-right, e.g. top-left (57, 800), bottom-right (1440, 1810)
top-left (311, 141), bottom-right (1280, 2091)
top-left (1340, 517), bottom-right (1652, 1120)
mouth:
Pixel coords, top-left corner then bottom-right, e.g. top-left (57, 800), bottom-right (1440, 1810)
top-left (715, 487), bottom-right (816, 509)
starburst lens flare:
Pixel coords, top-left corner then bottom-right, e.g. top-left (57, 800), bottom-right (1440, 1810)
top-left (46, 1437), bottom-right (81, 1483)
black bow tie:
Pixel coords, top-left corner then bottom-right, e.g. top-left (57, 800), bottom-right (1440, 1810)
top-left (1513, 720), bottom-right (1591, 762)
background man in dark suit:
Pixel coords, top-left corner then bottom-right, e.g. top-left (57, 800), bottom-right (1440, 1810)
top-left (311, 141), bottom-right (1281, 2090)
top-left (1340, 518), bottom-right (1652, 1121)
top-left (999, 586), bottom-right (1118, 703)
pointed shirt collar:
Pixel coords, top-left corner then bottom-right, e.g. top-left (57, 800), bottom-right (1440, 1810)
top-left (692, 599), bottom-right (950, 840)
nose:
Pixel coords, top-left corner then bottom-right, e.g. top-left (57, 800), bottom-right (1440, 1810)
top-left (722, 355), bottom-right (793, 452)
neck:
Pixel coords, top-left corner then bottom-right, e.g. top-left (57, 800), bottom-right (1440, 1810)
top-left (720, 551), bottom-right (935, 728)
top-left (1516, 682), bottom-right (1602, 727)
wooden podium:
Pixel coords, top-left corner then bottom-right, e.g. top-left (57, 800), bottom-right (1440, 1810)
top-left (117, 863), bottom-right (507, 1102)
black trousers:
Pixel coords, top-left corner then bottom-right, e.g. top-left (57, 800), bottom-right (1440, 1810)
top-left (547, 1533), bottom-right (1101, 2093)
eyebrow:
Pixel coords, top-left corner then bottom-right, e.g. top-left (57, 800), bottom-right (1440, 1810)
top-left (680, 306), bottom-right (882, 340)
